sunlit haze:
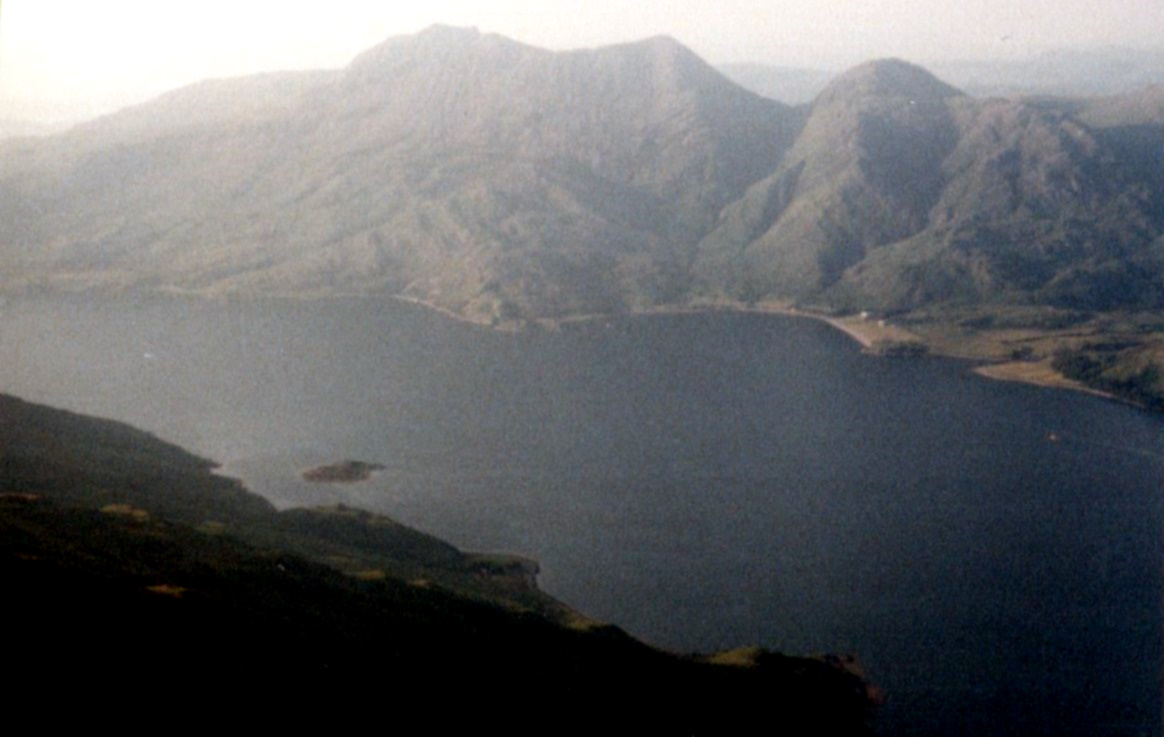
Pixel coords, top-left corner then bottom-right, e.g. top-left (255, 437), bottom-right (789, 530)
top-left (2, 1), bottom-right (1163, 122)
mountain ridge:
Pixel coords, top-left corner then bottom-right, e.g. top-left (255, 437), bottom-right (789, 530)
top-left (2, 27), bottom-right (1162, 329)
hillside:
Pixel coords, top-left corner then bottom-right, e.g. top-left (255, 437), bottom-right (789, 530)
top-left (695, 60), bottom-right (966, 301)
top-left (2, 28), bottom-right (1162, 322)
top-left (696, 59), bottom-right (1163, 314)
top-left (0, 393), bottom-right (875, 728)
top-left (0, 26), bottom-right (795, 322)
top-left (3, 27), bottom-right (1164, 401)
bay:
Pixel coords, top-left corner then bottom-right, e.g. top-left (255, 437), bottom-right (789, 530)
top-left (1, 293), bottom-right (1161, 736)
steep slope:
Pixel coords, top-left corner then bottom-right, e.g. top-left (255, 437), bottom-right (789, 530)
top-left (0, 26), bottom-right (795, 321)
top-left (0, 393), bottom-right (875, 728)
top-left (695, 60), bottom-right (962, 299)
top-left (836, 97), bottom-right (1160, 312)
top-left (696, 59), bottom-right (1164, 313)
top-left (3, 31), bottom-right (1163, 322)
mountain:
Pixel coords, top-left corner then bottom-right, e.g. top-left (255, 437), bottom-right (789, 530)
top-left (0, 393), bottom-right (875, 728)
top-left (695, 60), bottom-right (965, 301)
top-left (0, 25), bottom-right (796, 321)
top-left (697, 59), bottom-right (1164, 313)
top-left (2, 27), bottom-right (1163, 322)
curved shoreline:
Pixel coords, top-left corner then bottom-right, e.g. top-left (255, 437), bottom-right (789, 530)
top-left (970, 361), bottom-right (1127, 404)
top-left (395, 295), bottom-right (1132, 407)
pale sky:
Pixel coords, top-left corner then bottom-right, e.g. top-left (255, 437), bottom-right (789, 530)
top-left (2, 0), bottom-right (1163, 123)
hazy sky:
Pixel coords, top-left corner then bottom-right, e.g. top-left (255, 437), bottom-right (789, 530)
top-left (2, 0), bottom-right (1163, 122)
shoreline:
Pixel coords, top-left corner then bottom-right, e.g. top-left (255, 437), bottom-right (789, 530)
top-left (38, 289), bottom-right (1131, 408)
top-left (971, 360), bottom-right (1127, 404)
top-left (390, 294), bottom-right (1134, 405)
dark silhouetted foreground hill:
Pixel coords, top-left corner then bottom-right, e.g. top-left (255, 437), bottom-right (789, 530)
top-left (0, 394), bottom-right (874, 730)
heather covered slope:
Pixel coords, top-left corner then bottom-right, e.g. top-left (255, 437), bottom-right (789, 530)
top-left (0, 393), bottom-right (875, 729)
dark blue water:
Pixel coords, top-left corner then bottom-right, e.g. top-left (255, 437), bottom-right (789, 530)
top-left (2, 294), bottom-right (1161, 736)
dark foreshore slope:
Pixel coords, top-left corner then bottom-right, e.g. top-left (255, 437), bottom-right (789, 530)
top-left (0, 393), bottom-right (875, 731)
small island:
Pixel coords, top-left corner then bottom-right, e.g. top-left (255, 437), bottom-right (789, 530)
top-left (301, 460), bottom-right (386, 483)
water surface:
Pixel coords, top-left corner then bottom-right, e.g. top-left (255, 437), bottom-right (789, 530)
top-left (2, 294), bottom-right (1160, 736)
